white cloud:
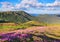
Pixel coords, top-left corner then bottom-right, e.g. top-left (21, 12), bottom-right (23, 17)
top-left (46, 0), bottom-right (60, 7)
top-left (15, 0), bottom-right (44, 9)
top-left (0, 2), bottom-right (14, 11)
top-left (25, 8), bottom-right (60, 14)
top-left (15, 0), bottom-right (60, 11)
top-left (0, 0), bottom-right (60, 14)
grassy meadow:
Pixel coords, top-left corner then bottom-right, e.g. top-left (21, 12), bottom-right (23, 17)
top-left (0, 21), bottom-right (60, 42)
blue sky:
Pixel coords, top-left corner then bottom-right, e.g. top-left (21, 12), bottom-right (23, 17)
top-left (0, 0), bottom-right (60, 14)
top-left (39, 0), bottom-right (55, 3)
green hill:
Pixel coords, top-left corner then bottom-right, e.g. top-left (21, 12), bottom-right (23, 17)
top-left (0, 11), bottom-right (35, 23)
top-left (37, 14), bottom-right (60, 24)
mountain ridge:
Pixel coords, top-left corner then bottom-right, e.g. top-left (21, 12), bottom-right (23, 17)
top-left (0, 11), bottom-right (36, 23)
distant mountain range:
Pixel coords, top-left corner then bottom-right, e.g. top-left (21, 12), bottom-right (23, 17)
top-left (30, 14), bottom-right (39, 16)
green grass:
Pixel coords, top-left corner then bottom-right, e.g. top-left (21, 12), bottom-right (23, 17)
top-left (0, 21), bottom-right (47, 31)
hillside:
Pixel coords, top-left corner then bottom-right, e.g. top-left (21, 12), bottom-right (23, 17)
top-left (37, 14), bottom-right (60, 24)
top-left (0, 11), bottom-right (36, 23)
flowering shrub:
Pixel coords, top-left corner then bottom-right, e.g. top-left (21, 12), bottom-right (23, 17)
top-left (0, 26), bottom-right (60, 42)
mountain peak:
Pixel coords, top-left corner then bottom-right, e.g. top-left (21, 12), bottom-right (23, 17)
top-left (0, 11), bottom-right (35, 23)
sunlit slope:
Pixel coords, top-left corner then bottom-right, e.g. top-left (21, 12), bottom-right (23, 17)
top-left (37, 14), bottom-right (60, 24)
top-left (44, 26), bottom-right (60, 39)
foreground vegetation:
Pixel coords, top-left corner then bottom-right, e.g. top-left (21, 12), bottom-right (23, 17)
top-left (0, 25), bottom-right (60, 42)
top-left (0, 21), bottom-right (60, 42)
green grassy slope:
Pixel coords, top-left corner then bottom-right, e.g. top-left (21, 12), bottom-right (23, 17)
top-left (37, 14), bottom-right (60, 24)
top-left (0, 11), bottom-right (36, 23)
